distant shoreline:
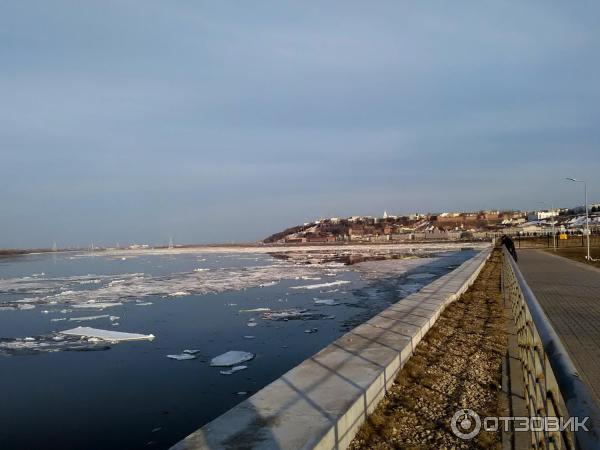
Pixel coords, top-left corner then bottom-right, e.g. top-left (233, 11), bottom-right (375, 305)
top-left (0, 248), bottom-right (59, 258)
top-left (0, 239), bottom-right (491, 257)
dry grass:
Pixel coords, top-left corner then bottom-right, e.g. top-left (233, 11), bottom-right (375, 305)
top-left (543, 246), bottom-right (600, 268)
top-left (349, 250), bottom-right (506, 450)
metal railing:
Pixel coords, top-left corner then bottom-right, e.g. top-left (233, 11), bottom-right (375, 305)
top-left (502, 247), bottom-right (600, 450)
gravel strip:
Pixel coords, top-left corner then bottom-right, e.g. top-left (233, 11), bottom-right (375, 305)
top-left (349, 249), bottom-right (506, 450)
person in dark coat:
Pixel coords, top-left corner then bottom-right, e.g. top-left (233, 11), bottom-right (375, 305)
top-left (501, 235), bottom-right (518, 262)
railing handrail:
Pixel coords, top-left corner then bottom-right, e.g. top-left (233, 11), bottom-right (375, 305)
top-left (503, 247), bottom-right (600, 449)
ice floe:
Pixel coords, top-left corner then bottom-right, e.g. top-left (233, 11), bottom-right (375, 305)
top-left (353, 257), bottom-right (439, 279)
top-left (313, 298), bottom-right (340, 306)
top-left (261, 308), bottom-right (329, 321)
top-left (239, 308), bottom-right (270, 313)
top-left (168, 291), bottom-right (189, 297)
top-left (220, 365), bottom-right (247, 375)
top-left (17, 304), bottom-right (35, 310)
top-left (68, 314), bottom-right (110, 322)
top-left (72, 302), bottom-right (123, 309)
top-left (166, 354), bottom-right (196, 361)
top-left (0, 333), bottom-right (113, 355)
top-left (0, 260), bottom-right (343, 311)
top-left (183, 349), bottom-right (202, 355)
top-left (210, 351), bottom-right (254, 367)
top-left (290, 280), bottom-right (350, 290)
top-left (59, 327), bottom-right (155, 342)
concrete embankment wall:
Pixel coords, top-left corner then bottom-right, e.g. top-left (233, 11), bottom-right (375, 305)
top-left (171, 247), bottom-right (493, 450)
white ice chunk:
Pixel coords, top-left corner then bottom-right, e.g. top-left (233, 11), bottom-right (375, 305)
top-left (290, 280), bottom-right (350, 290)
top-left (220, 365), bottom-right (248, 375)
top-left (72, 302), bottom-right (123, 309)
top-left (166, 353), bottom-right (196, 360)
top-left (238, 308), bottom-right (271, 313)
top-left (210, 351), bottom-right (254, 367)
top-left (17, 304), bottom-right (36, 310)
top-left (60, 326), bottom-right (155, 342)
top-left (168, 291), bottom-right (189, 297)
top-left (313, 299), bottom-right (340, 306)
top-left (69, 314), bottom-right (110, 322)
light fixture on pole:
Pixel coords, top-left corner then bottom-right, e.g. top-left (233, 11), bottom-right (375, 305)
top-left (565, 178), bottom-right (590, 260)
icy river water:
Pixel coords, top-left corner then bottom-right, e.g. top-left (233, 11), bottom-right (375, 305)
top-left (0, 244), bottom-right (481, 450)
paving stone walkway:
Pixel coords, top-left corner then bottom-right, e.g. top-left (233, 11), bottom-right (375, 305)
top-left (518, 250), bottom-right (600, 405)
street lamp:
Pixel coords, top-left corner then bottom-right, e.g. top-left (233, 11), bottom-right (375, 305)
top-left (565, 178), bottom-right (590, 260)
top-left (538, 201), bottom-right (556, 252)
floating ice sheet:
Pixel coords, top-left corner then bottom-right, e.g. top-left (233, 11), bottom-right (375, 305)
top-left (72, 302), bottom-right (123, 309)
top-left (239, 308), bottom-right (270, 313)
top-left (68, 315), bottom-right (110, 322)
top-left (0, 333), bottom-right (112, 355)
top-left (313, 299), bottom-right (340, 306)
top-left (168, 291), bottom-right (189, 297)
top-left (183, 349), bottom-right (201, 355)
top-left (220, 365), bottom-right (247, 375)
top-left (261, 308), bottom-right (329, 321)
top-left (210, 351), bottom-right (254, 367)
top-left (17, 304), bottom-right (35, 310)
top-left (0, 260), bottom-right (340, 311)
top-left (60, 327), bottom-right (155, 342)
top-left (290, 280), bottom-right (350, 290)
top-left (167, 354), bottom-right (196, 361)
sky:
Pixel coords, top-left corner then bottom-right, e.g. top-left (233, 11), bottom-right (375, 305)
top-left (1, 1), bottom-right (599, 248)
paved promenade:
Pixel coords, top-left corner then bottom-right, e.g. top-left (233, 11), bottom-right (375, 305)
top-left (518, 250), bottom-right (600, 405)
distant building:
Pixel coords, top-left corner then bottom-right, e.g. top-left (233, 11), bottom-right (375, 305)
top-left (527, 210), bottom-right (559, 221)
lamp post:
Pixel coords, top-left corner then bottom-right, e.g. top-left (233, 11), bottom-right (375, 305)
top-left (539, 201), bottom-right (556, 252)
top-left (565, 178), bottom-right (590, 260)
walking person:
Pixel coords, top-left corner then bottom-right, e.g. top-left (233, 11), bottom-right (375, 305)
top-left (501, 235), bottom-right (518, 262)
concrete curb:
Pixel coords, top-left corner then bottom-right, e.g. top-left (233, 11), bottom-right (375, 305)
top-left (171, 247), bottom-right (493, 450)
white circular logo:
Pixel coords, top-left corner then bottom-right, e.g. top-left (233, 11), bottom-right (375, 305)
top-left (451, 409), bottom-right (481, 439)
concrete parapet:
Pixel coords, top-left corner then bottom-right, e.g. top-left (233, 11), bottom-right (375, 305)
top-left (171, 247), bottom-right (493, 450)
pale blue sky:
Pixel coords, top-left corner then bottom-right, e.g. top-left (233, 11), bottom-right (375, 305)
top-left (1, 1), bottom-right (599, 247)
